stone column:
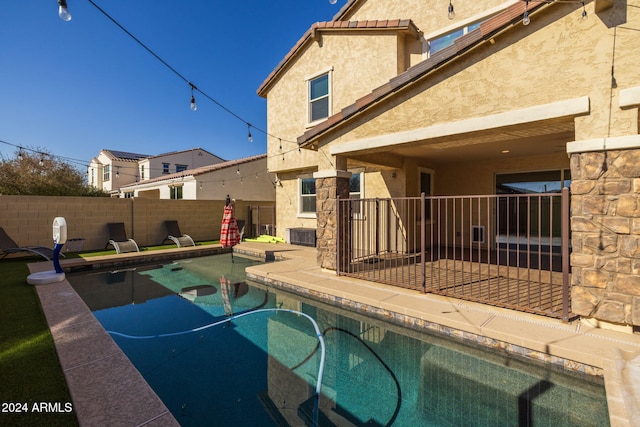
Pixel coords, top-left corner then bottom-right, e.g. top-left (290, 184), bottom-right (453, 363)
top-left (313, 170), bottom-right (351, 270)
top-left (569, 144), bottom-right (640, 327)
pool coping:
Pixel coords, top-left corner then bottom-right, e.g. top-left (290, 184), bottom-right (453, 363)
top-left (28, 242), bottom-right (640, 426)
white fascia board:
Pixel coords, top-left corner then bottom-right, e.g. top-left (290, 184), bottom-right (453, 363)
top-left (567, 135), bottom-right (640, 154)
top-left (331, 96), bottom-right (590, 155)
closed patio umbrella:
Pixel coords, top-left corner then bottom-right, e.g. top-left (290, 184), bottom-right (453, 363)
top-left (220, 196), bottom-right (240, 260)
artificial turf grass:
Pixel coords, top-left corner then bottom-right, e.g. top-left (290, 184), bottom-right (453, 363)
top-left (0, 259), bottom-right (78, 427)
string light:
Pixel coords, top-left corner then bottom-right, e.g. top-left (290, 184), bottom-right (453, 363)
top-left (58, 0), bottom-right (72, 21)
top-left (17, 148), bottom-right (23, 161)
top-left (581, 1), bottom-right (587, 20)
top-left (448, 0), bottom-right (455, 20)
top-left (236, 166), bottom-right (240, 175)
top-left (247, 124), bottom-right (253, 143)
top-left (189, 83), bottom-right (198, 111)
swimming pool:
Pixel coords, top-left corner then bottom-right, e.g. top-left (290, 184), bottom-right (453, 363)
top-left (68, 254), bottom-right (609, 426)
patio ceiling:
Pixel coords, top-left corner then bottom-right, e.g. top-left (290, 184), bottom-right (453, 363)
top-left (342, 116), bottom-right (575, 168)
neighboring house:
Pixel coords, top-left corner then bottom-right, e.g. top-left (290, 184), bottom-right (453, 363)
top-left (88, 148), bottom-right (224, 195)
top-left (118, 154), bottom-right (276, 202)
top-left (258, 0), bottom-right (640, 329)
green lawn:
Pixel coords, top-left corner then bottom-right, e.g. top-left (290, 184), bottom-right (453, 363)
top-left (0, 258), bottom-right (78, 426)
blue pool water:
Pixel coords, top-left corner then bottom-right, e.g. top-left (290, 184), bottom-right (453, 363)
top-left (68, 254), bottom-right (609, 427)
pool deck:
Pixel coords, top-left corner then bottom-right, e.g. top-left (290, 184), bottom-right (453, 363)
top-left (29, 242), bottom-right (640, 426)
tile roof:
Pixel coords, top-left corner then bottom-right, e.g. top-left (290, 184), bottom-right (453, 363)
top-left (257, 19), bottom-right (420, 97)
top-left (119, 154), bottom-right (267, 188)
top-left (146, 147), bottom-right (223, 162)
top-left (297, 0), bottom-right (544, 147)
top-left (104, 150), bottom-right (151, 161)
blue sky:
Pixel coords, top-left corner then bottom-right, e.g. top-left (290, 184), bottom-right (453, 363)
top-left (1, 1), bottom-right (343, 170)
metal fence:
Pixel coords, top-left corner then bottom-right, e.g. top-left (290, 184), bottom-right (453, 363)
top-left (337, 189), bottom-right (571, 320)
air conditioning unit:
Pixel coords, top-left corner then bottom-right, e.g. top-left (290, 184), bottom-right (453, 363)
top-left (286, 228), bottom-right (316, 247)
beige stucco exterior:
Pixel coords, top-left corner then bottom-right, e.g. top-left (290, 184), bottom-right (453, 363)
top-left (259, 0), bottom-right (640, 327)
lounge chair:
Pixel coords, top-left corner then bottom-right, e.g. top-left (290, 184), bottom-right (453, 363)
top-left (106, 223), bottom-right (139, 254)
top-left (236, 220), bottom-right (246, 242)
top-left (163, 220), bottom-right (195, 247)
top-left (0, 227), bottom-right (56, 260)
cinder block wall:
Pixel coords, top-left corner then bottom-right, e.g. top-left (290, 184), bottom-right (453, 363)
top-left (0, 196), bottom-right (272, 251)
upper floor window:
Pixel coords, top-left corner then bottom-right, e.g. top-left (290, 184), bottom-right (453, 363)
top-left (162, 163), bottom-right (170, 174)
top-left (103, 165), bottom-right (110, 182)
top-left (428, 22), bottom-right (481, 56)
top-left (308, 72), bottom-right (330, 123)
top-left (176, 164), bottom-right (188, 173)
top-left (140, 165), bottom-right (145, 180)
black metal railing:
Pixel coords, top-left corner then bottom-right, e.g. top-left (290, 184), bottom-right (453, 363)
top-left (336, 189), bottom-right (571, 320)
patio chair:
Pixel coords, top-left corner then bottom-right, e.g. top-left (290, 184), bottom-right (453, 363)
top-left (236, 220), bottom-right (246, 242)
top-left (163, 220), bottom-right (195, 248)
top-left (105, 223), bottom-right (139, 254)
top-left (0, 226), bottom-right (56, 261)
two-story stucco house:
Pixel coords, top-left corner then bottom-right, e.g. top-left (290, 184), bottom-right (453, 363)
top-left (258, 0), bottom-right (640, 331)
top-left (88, 148), bottom-right (224, 195)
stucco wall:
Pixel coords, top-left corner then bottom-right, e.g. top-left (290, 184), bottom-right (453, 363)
top-left (329, 4), bottom-right (638, 146)
top-left (266, 31), bottom-right (413, 174)
top-left (0, 196), bottom-right (273, 253)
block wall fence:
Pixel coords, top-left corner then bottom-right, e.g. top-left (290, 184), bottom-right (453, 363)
top-left (0, 195), bottom-right (274, 252)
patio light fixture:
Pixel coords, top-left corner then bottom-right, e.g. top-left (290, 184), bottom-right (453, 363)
top-left (523, 0), bottom-right (531, 25)
top-left (448, 0), bottom-right (455, 20)
top-left (247, 124), bottom-right (253, 143)
top-left (58, 0), bottom-right (72, 21)
top-left (189, 83), bottom-right (198, 111)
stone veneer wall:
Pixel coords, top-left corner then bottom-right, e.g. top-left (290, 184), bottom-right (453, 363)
top-left (315, 176), bottom-right (350, 270)
top-left (570, 149), bottom-right (640, 327)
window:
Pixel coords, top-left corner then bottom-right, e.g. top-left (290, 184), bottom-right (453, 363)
top-left (140, 165), bottom-right (145, 180)
top-left (349, 173), bottom-right (363, 215)
top-left (495, 169), bottom-right (571, 239)
top-left (428, 22), bottom-right (481, 56)
top-left (170, 185), bottom-right (183, 200)
top-left (103, 165), bottom-right (110, 182)
top-left (162, 163), bottom-right (170, 174)
top-left (420, 168), bottom-right (434, 220)
top-left (176, 164), bottom-right (188, 173)
top-left (299, 177), bottom-right (316, 216)
top-left (308, 72), bottom-right (330, 123)
top-left (123, 191), bottom-right (134, 198)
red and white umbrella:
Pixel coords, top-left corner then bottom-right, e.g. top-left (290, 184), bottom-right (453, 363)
top-left (220, 197), bottom-right (240, 248)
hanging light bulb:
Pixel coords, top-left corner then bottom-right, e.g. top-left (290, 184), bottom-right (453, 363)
top-left (189, 83), bottom-right (197, 111)
top-left (58, 0), bottom-right (72, 21)
top-left (247, 124), bottom-right (253, 143)
top-left (17, 148), bottom-right (23, 161)
top-left (39, 158), bottom-right (44, 167)
top-left (523, 0), bottom-right (530, 25)
top-left (581, 1), bottom-right (588, 20)
top-left (236, 166), bottom-right (240, 175)
top-left (448, 0), bottom-right (455, 20)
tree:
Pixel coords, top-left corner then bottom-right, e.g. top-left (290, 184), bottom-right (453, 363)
top-left (0, 147), bottom-right (108, 196)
